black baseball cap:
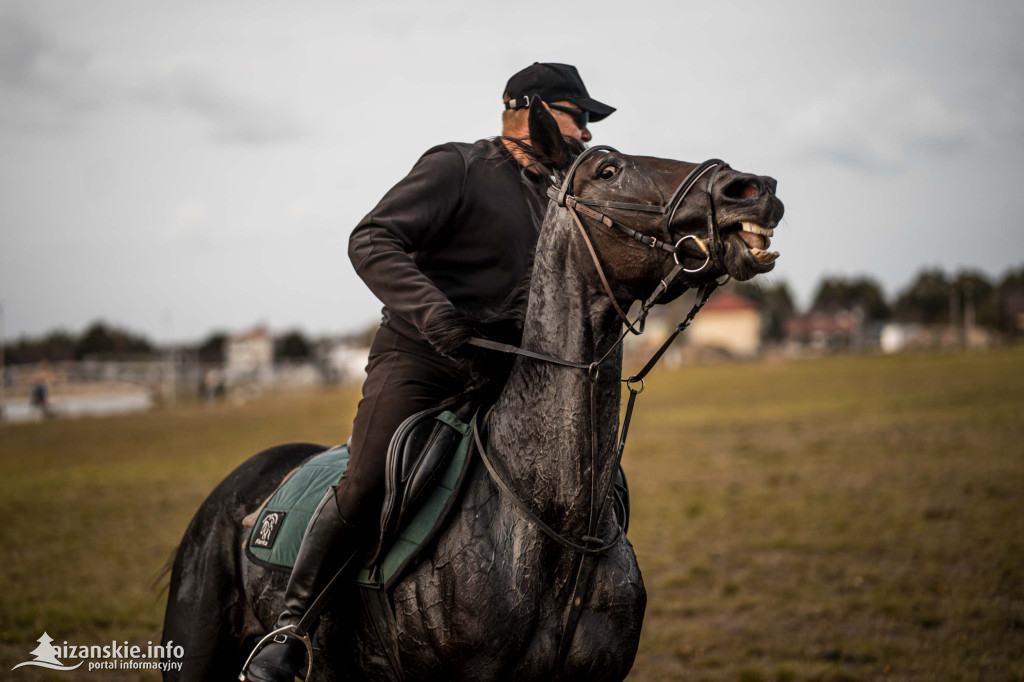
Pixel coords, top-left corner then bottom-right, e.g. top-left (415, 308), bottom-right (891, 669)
top-left (504, 62), bottom-right (615, 123)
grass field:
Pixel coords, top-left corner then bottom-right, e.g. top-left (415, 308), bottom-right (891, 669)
top-left (0, 349), bottom-right (1022, 681)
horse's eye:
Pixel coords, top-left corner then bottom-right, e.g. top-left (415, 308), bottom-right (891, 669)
top-left (599, 165), bottom-right (617, 180)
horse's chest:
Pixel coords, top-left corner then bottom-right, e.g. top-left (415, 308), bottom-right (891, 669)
top-left (390, 514), bottom-right (646, 681)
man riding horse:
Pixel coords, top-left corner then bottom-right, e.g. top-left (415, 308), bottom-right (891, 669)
top-left (240, 62), bottom-right (616, 682)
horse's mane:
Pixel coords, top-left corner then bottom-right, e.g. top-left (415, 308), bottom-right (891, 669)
top-left (499, 136), bottom-right (586, 178)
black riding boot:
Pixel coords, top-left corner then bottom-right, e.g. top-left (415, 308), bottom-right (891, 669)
top-left (240, 488), bottom-right (359, 682)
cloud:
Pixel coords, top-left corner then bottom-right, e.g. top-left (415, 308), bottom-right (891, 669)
top-left (0, 12), bottom-right (101, 132)
top-left (786, 68), bottom-right (972, 172)
top-left (0, 12), bottom-right (302, 144)
top-left (130, 68), bottom-right (302, 144)
top-left (0, 13), bottom-right (90, 96)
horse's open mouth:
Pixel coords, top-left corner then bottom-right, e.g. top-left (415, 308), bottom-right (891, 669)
top-left (726, 222), bottom-right (779, 265)
top-left (720, 222), bottom-right (780, 279)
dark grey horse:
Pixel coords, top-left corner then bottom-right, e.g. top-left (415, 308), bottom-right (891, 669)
top-left (161, 103), bottom-right (784, 681)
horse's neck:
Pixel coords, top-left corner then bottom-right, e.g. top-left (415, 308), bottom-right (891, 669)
top-left (487, 213), bottom-right (624, 538)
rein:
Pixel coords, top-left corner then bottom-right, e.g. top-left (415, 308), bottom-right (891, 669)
top-left (467, 280), bottom-right (719, 556)
top-left (468, 145), bottom-right (732, 547)
top-left (466, 146), bottom-right (731, 673)
top-left (469, 282), bottom-right (719, 676)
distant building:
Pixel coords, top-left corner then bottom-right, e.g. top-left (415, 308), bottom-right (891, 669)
top-left (317, 342), bottom-right (370, 385)
top-left (786, 308), bottom-right (866, 352)
top-left (225, 326), bottom-right (274, 389)
top-left (880, 322), bottom-right (998, 353)
top-left (880, 323), bottom-right (918, 353)
top-left (688, 291), bottom-right (763, 357)
top-left (274, 361), bottom-right (324, 390)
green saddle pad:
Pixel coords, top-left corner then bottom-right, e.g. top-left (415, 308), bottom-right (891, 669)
top-left (247, 445), bottom-right (351, 568)
top-left (246, 410), bottom-right (474, 590)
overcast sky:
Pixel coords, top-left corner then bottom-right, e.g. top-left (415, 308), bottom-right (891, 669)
top-left (1, 0), bottom-right (1021, 342)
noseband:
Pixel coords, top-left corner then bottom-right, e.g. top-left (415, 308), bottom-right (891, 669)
top-left (546, 145), bottom-right (730, 333)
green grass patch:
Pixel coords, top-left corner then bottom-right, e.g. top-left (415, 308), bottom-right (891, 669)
top-left (1, 349), bottom-right (1023, 680)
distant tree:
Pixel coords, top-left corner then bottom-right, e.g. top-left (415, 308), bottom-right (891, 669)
top-left (894, 269), bottom-right (950, 324)
top-left (894, 269), bottom-right (998, 327)
top-left (811, 276), bottom-right (890, 320)
top-left (74, 322), bottom-right (153, 360)
top-left (197, 331), bottom-right (228, 363)
top-left (39, 330), bottom-right (77, 362)
top-left (4, 330), bottom-right (76, 364)
top-left (998, 266), bottom-right (1024, 291)
top-left (951, 270), bottom-right (996, 328)
top-left (276, 330), bottom-right (311, 360)
top-left (996, 266), bottom-right (1024, 334)
top-left (76, 323), bottom-right (117, 359)
top-left (734, 280), bottom-right (795, 341)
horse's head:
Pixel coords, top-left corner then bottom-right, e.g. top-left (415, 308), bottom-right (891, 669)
top-left (527, 100), bottom-right (785, 301)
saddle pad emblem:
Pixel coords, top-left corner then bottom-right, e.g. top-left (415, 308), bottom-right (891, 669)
top-left (253, 511), bottom-right (287, 549)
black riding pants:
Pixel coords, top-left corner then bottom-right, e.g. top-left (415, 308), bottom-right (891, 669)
top-left (334, 325), bottom-right (463, 526)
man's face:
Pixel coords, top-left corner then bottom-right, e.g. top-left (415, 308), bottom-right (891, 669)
top-left (547, 101), bottom-right (592, 143)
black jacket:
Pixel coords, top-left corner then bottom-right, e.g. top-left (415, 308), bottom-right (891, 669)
top-left (349, 138), bottom-right (546, 344)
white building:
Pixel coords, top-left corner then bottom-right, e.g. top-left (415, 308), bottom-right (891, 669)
top-left (688, 291), bottom-right (763, 357)
top-left (225, 326), bottom-right (274, 388)
top-left (322, 343), bottom-right (370, 385)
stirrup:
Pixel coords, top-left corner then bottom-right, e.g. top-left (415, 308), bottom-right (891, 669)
top-left (238, 624), bottom-right (314, 682)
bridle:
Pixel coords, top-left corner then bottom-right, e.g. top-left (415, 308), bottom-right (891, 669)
top-left (468, 145), bottom-right (735, 673)
top-left (554, 144), bottom-right (730, 261)
top-left (470, 143), bottom-right (732, 369)
top-left (550, 144), bottom-right (731, 334)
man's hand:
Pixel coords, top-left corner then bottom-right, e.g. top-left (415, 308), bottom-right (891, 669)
top-left (421, 305), bottom-right (524, 395)
top-left (421, 306), bottom-right (475, 360)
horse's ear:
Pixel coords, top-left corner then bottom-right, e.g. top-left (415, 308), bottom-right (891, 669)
top-left (527, 95), bottom-right (570, 172)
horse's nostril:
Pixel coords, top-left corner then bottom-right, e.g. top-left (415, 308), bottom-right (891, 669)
top-left (723, 179), bottom-right (759, 200)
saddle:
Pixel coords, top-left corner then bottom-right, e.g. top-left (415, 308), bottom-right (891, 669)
top-left (370, 397), bottom-right (631, 572)
top-left (374, 399), bottom-right (477, 563)
top-left (244, 400), bottom-right (478, 590)
top-left (245, 399), bottom-right (630, 591)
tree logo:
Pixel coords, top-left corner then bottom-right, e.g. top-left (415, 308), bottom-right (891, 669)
top-left (11, 633), bottom-right (83, 672)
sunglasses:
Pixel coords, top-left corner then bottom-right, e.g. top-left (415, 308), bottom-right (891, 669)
top-left (547, 104), bottom-right (590, 130)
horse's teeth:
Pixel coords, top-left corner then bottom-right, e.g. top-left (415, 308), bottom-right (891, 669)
top-left (741, 222), bottom-right (773, 237)
top-left (750, 247), bottom-right (780, 264)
